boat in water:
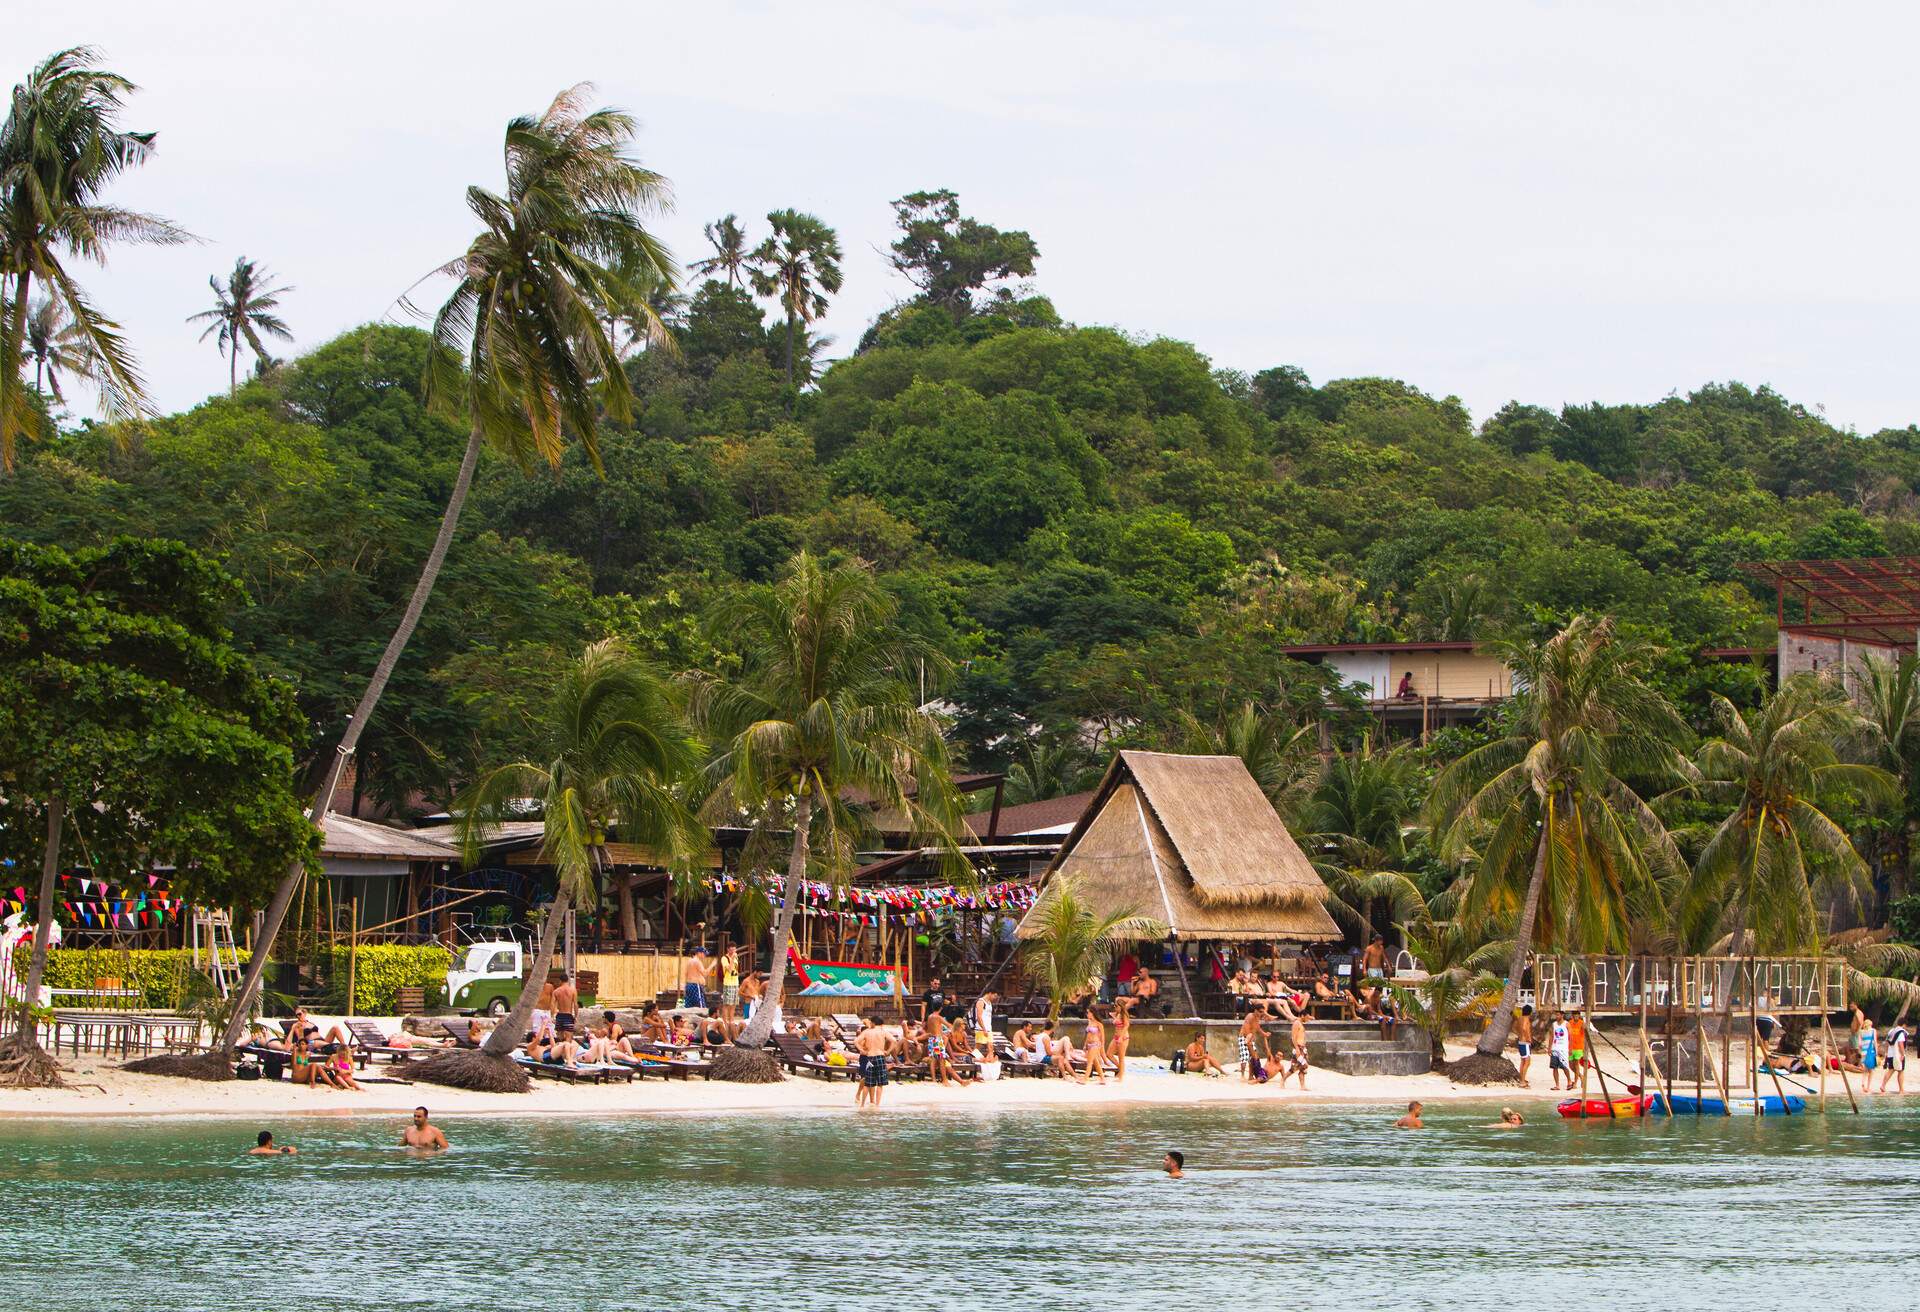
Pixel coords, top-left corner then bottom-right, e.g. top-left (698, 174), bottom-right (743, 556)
top-left (1650, 1093), bottom-right (1807, 1116)
top-left (1556, 1093), bottom-right (1655, 1118)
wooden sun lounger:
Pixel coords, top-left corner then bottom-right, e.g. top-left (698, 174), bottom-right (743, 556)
top-left (770, 1033), bottom-right (856, 1081)
top-left (347, 1020), bottom-right (423, 1063)
top-left (512, 1054), bottom-right (636, 1085)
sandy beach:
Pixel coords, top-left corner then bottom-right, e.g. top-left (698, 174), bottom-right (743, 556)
top-left (3, 1018), bottom-right (1854, 1122)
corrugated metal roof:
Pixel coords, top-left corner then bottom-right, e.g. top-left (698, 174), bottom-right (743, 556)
top-left (320, 813), bottom-right (460, 862)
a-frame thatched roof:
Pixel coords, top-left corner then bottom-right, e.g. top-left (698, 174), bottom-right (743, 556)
top-left (1015, 751), bottom-right (1340, 944)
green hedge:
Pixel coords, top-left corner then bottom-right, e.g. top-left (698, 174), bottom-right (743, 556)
top-left (10, 947), bottom-right (252, 1009)
top-left (323, 944), bottom-right (451, 1014)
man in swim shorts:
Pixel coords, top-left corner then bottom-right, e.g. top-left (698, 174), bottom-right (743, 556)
top-left (682, 948), bottom-right (711, 1010)
top-left (552, 975), bottom-right (578, 1039)
top-left (854, 1016), bottom-right (890, 1107)
top-left (1567, 1010), bottom-right (1587, 1079)
top-left (402, 1106), bottom-right (449, 1151)
top-left (1515, 1004), bottom-right (1535, 1085)
top-left (1238, 1004), bottom-right (1270, 1083)
top-left (1548, 1011), bottom-right (1572, 1091)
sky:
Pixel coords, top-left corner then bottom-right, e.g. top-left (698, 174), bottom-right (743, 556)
top-left (17, 1), bottom-right (1920, 433)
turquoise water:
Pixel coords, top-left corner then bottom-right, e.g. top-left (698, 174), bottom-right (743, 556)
top-left (6, 1101), bottom-right (1918, 1310)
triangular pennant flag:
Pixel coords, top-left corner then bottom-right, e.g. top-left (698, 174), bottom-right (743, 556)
top-left (147, 874), bottom-right (159, 888)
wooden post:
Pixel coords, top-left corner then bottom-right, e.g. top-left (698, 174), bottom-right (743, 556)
top-left (1822, 1013), bottom-right (1859, 1114)
top-left (1749, 974), bottom-right (1760, 1110)
top-left (346, 895), bottom-right (358, 1018)
top-left (1661, 957), bottom-right (1676, 1117)
top-left (1637, 961), bottom-right (1651, 1108)
top-left (1692, 962), bottom-right (1706, 1113)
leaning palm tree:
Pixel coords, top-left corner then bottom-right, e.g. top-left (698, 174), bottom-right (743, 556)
top-left (749, 209), bottom-right (841, 390)
top-left (1302, 737), bottom-right (1429, 946)
top-left (1853, 653), bottom-right (1920, 903)
top-left (22, 296), bottom-right (89, 403)
top-left (412, 640), bottom-right (704, 1092)
top-left (1018, 876), bottom-right (1166, 1021)
top-left (0, 46), bottom-right (188, 467)
top-left (689, 212), bottom-right (748, 287)
top-left (685, 551), bottom-right (964, 1079)
top-left (185, 256), bottom-right (293, 396)
top-left (213, 84), bottom-right (674, 1065)
top-left (1674, 677), bottom-right (1895, 954)
top-left (1428, 616), bottom-right (1692, 1082)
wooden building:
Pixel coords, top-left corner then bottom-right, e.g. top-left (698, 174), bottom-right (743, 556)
top-left (1279, 640), bottom-right (1511, 740)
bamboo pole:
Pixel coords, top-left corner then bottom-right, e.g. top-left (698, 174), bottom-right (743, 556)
top-left (1823, 1013), bottom-right (1859, 1114)
top-left (1662, 957), bottom-right (1676, 1117)
top-left (346, 896), bottom-right (358, 1018)
top-left (1637, 960), bottom-right (1651, 1108)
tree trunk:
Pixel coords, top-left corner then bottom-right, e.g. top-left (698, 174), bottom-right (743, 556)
top-left (736, 789), bottom-right (813, 1048)
top-left (2, 269), bottom-right (32, 469)
top-left (15, 800), bottom-right (64, 1032)
top-left (784, 311), bottom-right (796, 390)
top-left (220, 417), bottom-right (488, 1053)
top-left (617, 870), bottom-right (638, 943)
top-left (229, 338), bottom-right (238, 398)
top-left (481, 887), bottom-right (571, 1058)
top-left (1476, 810), bottom-right (1552, 1057)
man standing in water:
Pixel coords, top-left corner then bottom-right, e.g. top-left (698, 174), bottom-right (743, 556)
top-left (1395, 1100), bottom-right (1424, 1128)
top-left (1163, 1150), bottom-right (1184, 1179)
top-left (403, 1106), bottom-right (449, 1151)
top-left (248, 1131), bottom-right (296, 1156)
top-left (854, 1016), bottom-right (891, 1108)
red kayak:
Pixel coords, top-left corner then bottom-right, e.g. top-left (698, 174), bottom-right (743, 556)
top-left (1556, 1093), bottom-right (1654, 1118)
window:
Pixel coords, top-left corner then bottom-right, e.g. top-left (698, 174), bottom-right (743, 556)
top-left (486, 950), bottom-right (517, 975)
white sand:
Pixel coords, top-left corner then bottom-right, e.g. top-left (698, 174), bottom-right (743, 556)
top-left (5, 1017), bottom-right (1843, 1122)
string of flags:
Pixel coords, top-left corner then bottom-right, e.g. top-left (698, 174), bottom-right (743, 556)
top-left (703, 875), bottom-right (1038, 926)
top-left (0, 871), bottom-right (183, 930)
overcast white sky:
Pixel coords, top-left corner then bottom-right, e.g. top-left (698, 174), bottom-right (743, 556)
top-left (18, 2), bottom-right (1920, 432)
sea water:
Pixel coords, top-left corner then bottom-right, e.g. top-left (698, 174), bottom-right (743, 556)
top-left (3, 1100), bottom-right (1916, 1310)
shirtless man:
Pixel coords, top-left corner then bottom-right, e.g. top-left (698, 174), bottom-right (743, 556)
top-left (402, 1106), bottom-right (449, 1151)
top-left (1514, 1004), bottom-right (1535, 1086)
top-left (1175, 1032), bottom-right (1224, 1076)
top-left (552, 975), bottom-right (580, 1045)
top-left (1282, 1007), bottom-right (1310, 1089)
top-left (683, 948), bottom-right (712, 1011)
top-left (1361, 934), bottom-right (1388, 979)
top-left (1238, 1004), bottom-right (1272, 1083)
top-left (1163, 1150), bottom-right (1184, 1179)
top-left (1394, 1100), bottom-right (1424, 1129)
top-left (854, 1016), bottom-right (891, 1108)
top-left (248, 1130), bottom-right (296, 1156)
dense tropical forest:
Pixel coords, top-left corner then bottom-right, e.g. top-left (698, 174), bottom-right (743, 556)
top-left (7, 46), bottom-right (1920, 1088)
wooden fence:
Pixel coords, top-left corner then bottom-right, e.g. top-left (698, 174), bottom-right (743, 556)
top-left (575, 952), bottom-right (687, 1005)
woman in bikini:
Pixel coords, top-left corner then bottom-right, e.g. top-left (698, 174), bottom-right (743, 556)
top-left (1108, 998), bottom-right (1134, 1081)
top-left (1081, 1003), bottom-right (1109, 1085)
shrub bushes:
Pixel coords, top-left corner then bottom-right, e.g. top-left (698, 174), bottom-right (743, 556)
top-left (10, 947), bottom-right (252, 1009)
top-left (323, 944), bottom-right (451, 1014)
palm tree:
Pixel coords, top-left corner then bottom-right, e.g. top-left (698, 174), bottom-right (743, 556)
top-left (1428, 616), bottom-right (1692, 1079)
top-left (1302, 738), bottom-right (1429, 947)
top-left (1853, 653), bottom-right (1920, 904)
top-left (1390, 915), bottom-right (1505, 1050)
top-left (749, 210), bottom-right (842, 390)
top-left (22, 296), bottom-right (88, 403)
top-left (689, 213), bottom-right (748, 287)
top-left (415, 640), bottom-right (704, 1091)
top-left (1002, 737), bottom-right (1100, 805)
top-left (1179, 701), bottom-right (1320, 822)
top-left (1018, 876), bottom-right (1166, 1021)
top-left (1674, 678), bottom-right (1894, 954)
top-left (685, 551), bottom-right (963, 1076)
top-left (603, 247), bottom-right (683, 359)
top-left (216, 84), bottom-right (674, 1060)
top-left (0, 46), bottom-right (187, 467)
top-left (185, 256), bottom-right (293, 396)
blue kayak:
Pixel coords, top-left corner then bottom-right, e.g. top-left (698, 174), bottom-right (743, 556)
top-left (1652, 1093), bottom-right (1807, 1116)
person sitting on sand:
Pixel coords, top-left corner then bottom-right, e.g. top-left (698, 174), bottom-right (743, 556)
top-left (945, 1020), bottom-right (978, 1084)
top-left (249, 1130), bottom-right (296, 1156)
top-left (327, 1043), bottom-right (363, 1091)
top-left (1173, 1032), bottom-right (1224, 1076)
top-left (1395, 1100), bottom-right (1424, 1129)
top-left (1490, 1107), bottom-right (1524, 1127)
top-left (403, 1106), bottom-right (448, 1152)
top-left (288, 1037), bottom-right (330, 1090)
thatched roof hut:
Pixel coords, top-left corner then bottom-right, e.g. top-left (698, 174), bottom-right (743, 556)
top-left (1015, 751), bottom-right (1340, 943)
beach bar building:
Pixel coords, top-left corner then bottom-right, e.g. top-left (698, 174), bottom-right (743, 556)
top-left (1015, 750), bottom-right (1340, 1017)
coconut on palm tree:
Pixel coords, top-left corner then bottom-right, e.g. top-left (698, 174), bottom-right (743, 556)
top-left (748, 210), bottom-right (841, 391)
top-left (22, 296), bottom-right (89, 403)
top-left (1674, 677), bottom-right (1895, 954)
top-left (690, 213), bottom-right (748, 287)
top-left (1017, 876), bottom-right (1166, 1021)
top-left (685, 551), bottom-right (963, 1079)
top-left (185, 256), bottom-right (293, 396)
top-left (212, 85), bottom-right (675, 1067)
top-left (1428, 616), bottom-right (1691, 1083)
top-left (0, 46), bottom-right (187, 468)
top-left (1303, 737), bottom-right (1428, 947)
top-left (412, 639), bottom-right (704, 1092)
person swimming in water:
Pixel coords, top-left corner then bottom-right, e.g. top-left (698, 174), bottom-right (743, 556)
top-left (1163, 1150), bottom-right (1184, 1178)
top-left (247, 1130), bottom-right (296, 1155)
top-left (1489, 1107), bottom-right (1524, 1127)
top-left (402, 1106), bottom-right (449, 1151)
top-left (1395, 1100), bottom-right (1424, 1129)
